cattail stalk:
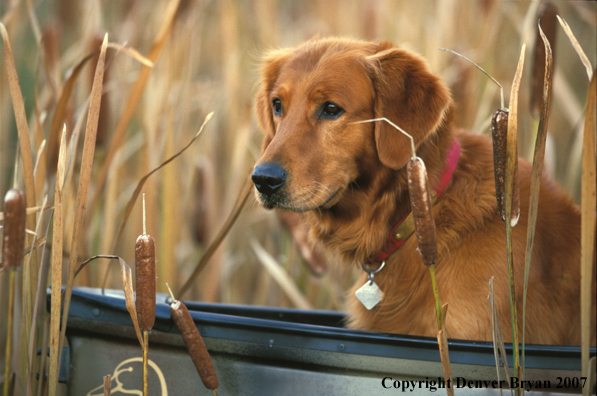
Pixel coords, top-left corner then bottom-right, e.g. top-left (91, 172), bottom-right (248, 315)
top-left (141, 321), bottom-right (150, 396)
top-left (437, 303), bottom-right (453, 396)
top-left (428, 264), bottom-right (442, 331)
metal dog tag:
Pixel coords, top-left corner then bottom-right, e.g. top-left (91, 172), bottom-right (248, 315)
top-left (355, 280), bottom-right (383, 310)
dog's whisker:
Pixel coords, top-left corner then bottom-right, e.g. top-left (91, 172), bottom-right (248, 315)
top-left (298, 187), bottom-right (331, 214)
top-left (312, 187), bottom-right (332, 200)
top-left (313, 181), bottom-right (333, 193)
top-left (313, 184), bottom-right (334, 196)
top-left (308, 197), bottom-right (323, 216)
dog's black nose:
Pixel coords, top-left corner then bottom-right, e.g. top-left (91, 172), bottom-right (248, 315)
top-left (252, 163), bottom-right (286, 195)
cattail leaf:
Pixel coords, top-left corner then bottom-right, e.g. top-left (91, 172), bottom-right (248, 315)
top-left (115, 257), bottom-right (145, 349)
top-left (48, 127), bottom-right (67, 396)
top-left (488, 278), bottom-right (502, 395)
top-left (505, 43), bottom-right (526, 371)
top-left (557, 15), bottom-right (593, 81)
top-left (488, 277), bottom-right (511, 387)
top-left (505, 44), bottom-right (525, 229)
top-left (111, 112), bottom-right (213, 253)
top-left (22, 235), bottom-right (46, 257)
top-left (0, 204), bottom-right (56, 222)
top-left (1, 23), bottom-right (36, 208)
top-left (437, 328), bottom-right (453, 396)
top-left (522, 23), bottom-right (553, 371)
top-left (437, 303), bottom-right (453, 396)
top-left (580, 70), bottom-right (596, 380)
top-left (25, 193), bottom-right (49, 394)
top-left (75, 255), bottom-right (144, 350)
top-left (46, 52), bottom-right (95, 173)
top-left (505, 43), bottom-right (525, 227)
top-left (530, 3), bottom-right (557, 118)
top-left (33, 139), bottom-right (47, 199)
top-left (107, 42), bottom-right (155, 67)
top-left (54, 33), bottom-right (108, 396)
top-left (24, 0), bottom-right (42, 44)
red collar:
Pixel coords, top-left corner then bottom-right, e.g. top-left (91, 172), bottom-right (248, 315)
top-left (369, 139), bottom-right (461, 263)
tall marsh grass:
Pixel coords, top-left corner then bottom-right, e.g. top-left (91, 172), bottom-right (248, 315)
top-left (0, 0), bottom-right (595, 394)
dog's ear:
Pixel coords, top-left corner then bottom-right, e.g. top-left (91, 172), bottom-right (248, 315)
top-left (367, 45), bottom-right (451, 169)
top-left (256, 48), bottom-right (293, 152)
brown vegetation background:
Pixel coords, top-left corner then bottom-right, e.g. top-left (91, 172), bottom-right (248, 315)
top-left (0, 0), bottom-right (595, 381)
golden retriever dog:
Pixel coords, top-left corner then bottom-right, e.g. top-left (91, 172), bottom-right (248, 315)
top-left (251, 37), bottom-right (596, 345)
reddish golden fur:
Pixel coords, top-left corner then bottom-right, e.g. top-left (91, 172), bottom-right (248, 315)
top-left (253, 37), bottom-right (596, 345)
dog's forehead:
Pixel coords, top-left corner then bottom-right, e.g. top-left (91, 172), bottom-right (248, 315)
top-left (285, 42), bottom-right (371, 74)
top-left (275, 43), bottom-right (373, 99)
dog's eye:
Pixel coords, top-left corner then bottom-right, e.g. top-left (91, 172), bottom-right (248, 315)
top-left (320, 102), bottom-right (344, 119)
top-left (272, 99), bottom-right (283, 116)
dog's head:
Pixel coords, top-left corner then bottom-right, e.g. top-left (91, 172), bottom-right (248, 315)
top-left (253, 38), bottom-right (451, 212)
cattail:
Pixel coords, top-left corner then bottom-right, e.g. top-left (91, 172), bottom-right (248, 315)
top-left (103, 374), bottom-right (111, 396)
top-left (491, 109), bottom-right (509, 222)
top-left (407, 157), bottom-right (438, 267)
top-left (1, 189), bottom-right (26, 271)
top-left (170, 299), bottom-right (219, 391)
top-left (135, 233), bottom-right (156, 331)
top-left (491, 109), bottom-right (519, 226)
